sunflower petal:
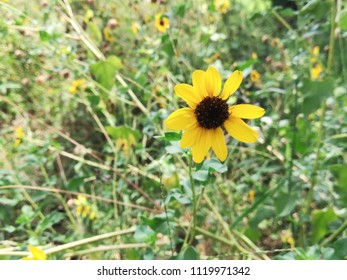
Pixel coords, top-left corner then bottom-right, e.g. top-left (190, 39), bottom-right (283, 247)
top-left (180, 124), bottom-right (201, 148)
top-left (174, 84), bottom-right (201, 108)
top-left (229, 104), bottom-right (265, 119)
top-left (224, 116), bottom-right (258, 143)
top-left (165, 108), bottom-right (196, 130)
top-left (192, 70), bottom-right (208, 98)
top-left (205, 66), bottom-right (221, 97)
top-left (211, 128), bottom-right (227, 161)
top-left (192, 129), bottom-right (212, 163)
top-left (28, 245), bottom-right (46, 260)
top-left (221, 70), bottom-right (243, 100)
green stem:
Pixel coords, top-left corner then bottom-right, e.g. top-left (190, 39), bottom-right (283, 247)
top-left (44, 227), bottom-right (135, 255)
top-left (321, 219), bottom-right (347, 247)
top-left (327, 0), bottom-right (337, 75)
top-left (195, 226), bottom-right (234, 247)
top-left (188, 154), bottom-right (197, 245)
top-left (181, 153), bottom-right (197, 250)
top-left (271, 9), bottom-right (297, 36)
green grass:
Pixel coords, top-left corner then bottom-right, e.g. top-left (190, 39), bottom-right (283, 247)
top-left (0, 0), bottom-right (347, 260)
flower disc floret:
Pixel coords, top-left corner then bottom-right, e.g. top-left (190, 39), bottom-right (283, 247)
top-left (195, 96), bottom-right (229, 129)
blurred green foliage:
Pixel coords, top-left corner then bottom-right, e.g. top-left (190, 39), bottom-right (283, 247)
top-left (0, 0), bottom-right (347, 260)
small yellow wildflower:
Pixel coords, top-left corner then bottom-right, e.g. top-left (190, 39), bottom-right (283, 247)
top-left (74, 195), bottom-right (96, 220)
top-left (214, 0), bottom-right (231, 14)
top-left (165, 66), bottom-right (265, 163)
top-left (281, 230), bottom-right (295, 251)
top-left (206, 52), bottom-right (221, 64)
top-left (103, 27), bottom-right (113, 42)
top-left (311, 46), bottom-right (320, 63)
top-left (250, 70), bottom-right (261, 83)
top-left (72, 79), bottom-right (84, 88)
top-left (251, 52), bottom-right (258, 59)
top-left (248, 190), bottom-right (255, 203)
top-left (22, 245), bottom-right (47, 260)
top-left (69, 79), bottom-right (85, 94)
top-left (155, 14), bottom-right (170, 33)
top-left (69, 86), bottom-right (77, 94)
top-left (312, 46), bottom-right (319, 56)
top-left (311, 63), bottom-right (323, 80)
top-left (14, 125), bottom-right (24, 147)
top-left (132, 22), bottom-right (140, 35)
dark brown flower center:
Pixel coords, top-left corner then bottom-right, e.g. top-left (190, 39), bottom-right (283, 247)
top-left (194, 96), bottom-right (229, 129)
top-left (160, 20), bottom-right (164, 26)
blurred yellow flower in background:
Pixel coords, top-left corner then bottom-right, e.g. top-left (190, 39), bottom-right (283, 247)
top-left (311, 46), bottom-right (320, 63)
top-left (312, 46), bottom-right (319, 56)
top-left (132, 22), bottom-right (140, 35)
top-left (22, 245), bottom-right (47, 260)
top-left (250, 69), bottom-right (261, 83)
top-left (249, 190), bottom-right (255, 203)
top-left (281, 230), bottom-right (295, 251)
top-left (69, 79), bottom-right (86, 94)
top-left (14, 125), bottom-right (24, 147)
top-left (103, 27), bottom-right (113, 42)
top-left (155, 13), bottom-right (170, 33)
top-left (214, 0), bottom-right (231, 14)
top-left (251, 52), bottom-right (258, 59)
top-left (311, 63), bottom-right (323, 80)
top-left (74, 195), bottom-right (96, 220)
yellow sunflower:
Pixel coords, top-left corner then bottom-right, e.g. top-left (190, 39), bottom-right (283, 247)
top-left (165, 66), bottom-right (265, 163)
top-left (155, 13), bottom-right (170, 33)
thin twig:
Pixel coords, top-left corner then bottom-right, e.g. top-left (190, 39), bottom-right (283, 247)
top-left (0, 185), bottom-right (155, 212)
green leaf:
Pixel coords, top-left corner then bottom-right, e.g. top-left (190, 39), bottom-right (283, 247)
top-left (140, 212), bottom-right (174, 235)
top-left (174, 4), bottom-right (186, 17)
top-left (67, 177), bottom-right (85, 191)
top-left (236, 59), bottom-right (257, 71)
top-left (0, 26), bottom-right (8, 36)
top-left (0, 82), bottom-right (21, 91)
top-left (165, 188), bottom-right (191, 205)
top-left (83, 9), bottom-right (94, 23)
top-left (157, 132), bottom-right (181, 141)
top-left (39, 30), bottom-right (51, 42)
top-left (38, 211), bottom-right (65, 231)
top-left (192, 170), bottom-right (209, 181)
top-left (0, 197), bottom-right (18, 206)
top-left (330, 164), bottom-right (347, 205)
top-left (134, 225), bottom-right (156, 244)
top-left (311, 208), bottom-right (338, 243)
top-left (87, 22), bottom-right (102, 45)
top-left (161, 34), bottom-right (175, 57)
top-left (177, 246), bottom-right (199, 260)
top-left (301, 77), bottom-right (334, 116)
top-left (106, 125), bottom-right (141, 142)
top-left (3, 225), bottom-right (16, 233)
top-left (274, 189), bottom-right (300, 217)
top-left (90, 56), bottom-right (123, 89)
top-left (202, 158), bottom-right (228, 174)
top-left (339, 10), bottom-right (347, 30)
top-left (331, 237), bottom-right (347, 259)
top-left (299, 0), bottom-right (330, 20)
top-left (87, 95), bottom-right (100, 108)
top-left (39, 31), bottom-right (61, 42)
top-left (165, 142), bottom-right (183, 154)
